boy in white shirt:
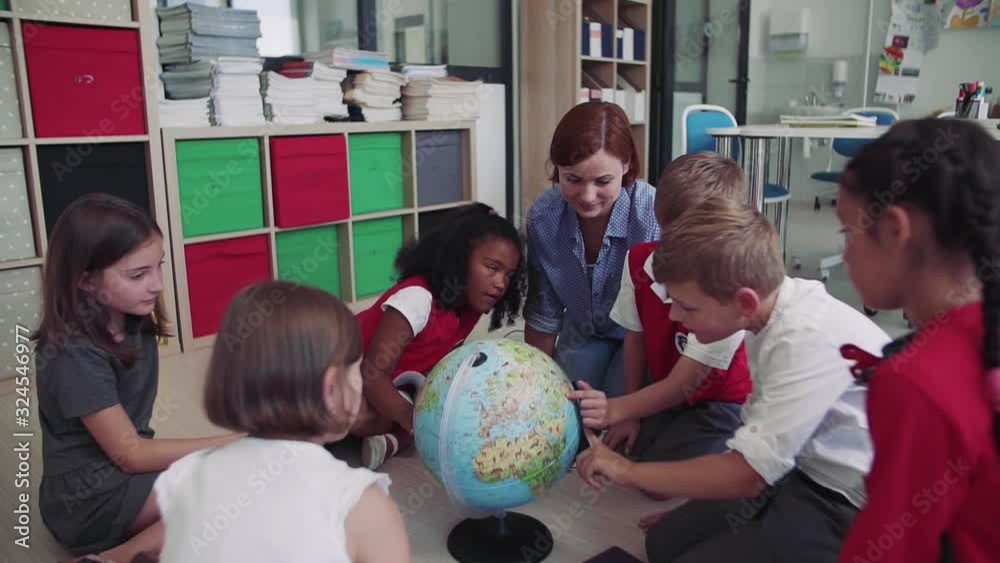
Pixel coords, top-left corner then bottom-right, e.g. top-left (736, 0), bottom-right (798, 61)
top-left (573, 201), bottom-right (889, 563)
top-left (596, 153), bottom-right (753, 467)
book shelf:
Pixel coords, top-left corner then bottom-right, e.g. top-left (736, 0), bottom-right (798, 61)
top-left (161, 120), bottom-right (478, 351)
top-left (0, 0), bottom-right (181, 383)
top-left (519, 0), bottom-right (651, 217)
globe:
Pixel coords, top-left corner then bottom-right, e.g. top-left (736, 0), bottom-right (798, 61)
top-left (413, 339), bottom-right (581, 562)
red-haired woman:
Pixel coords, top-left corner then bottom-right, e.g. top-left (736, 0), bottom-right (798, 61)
top-left (525, 102), bottom-right (659, 399)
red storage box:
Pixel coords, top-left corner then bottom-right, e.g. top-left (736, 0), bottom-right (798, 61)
top-left (22, 23), bottom-right (146, 138)
top-left (185, 235), bottom-right (271, 338)
top-left (270, 135), bottom-right (350, 228)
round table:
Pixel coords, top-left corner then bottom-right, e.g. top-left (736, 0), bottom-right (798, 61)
top-left (708, 121), bottom-right (1000, 211)
top-left (706, 125), bottom-right (891, 211)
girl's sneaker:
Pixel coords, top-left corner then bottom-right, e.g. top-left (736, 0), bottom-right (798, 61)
top-left (361, 432), bottom-right (401, 470)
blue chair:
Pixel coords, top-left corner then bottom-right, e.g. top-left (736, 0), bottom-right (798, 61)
top-left (681, 104), bottom-right (792, 251)
top-left (811, 107), bottom-right (900, 209)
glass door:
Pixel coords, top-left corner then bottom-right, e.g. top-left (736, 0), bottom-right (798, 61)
top-left (650, 0), bottom-right (750, 182)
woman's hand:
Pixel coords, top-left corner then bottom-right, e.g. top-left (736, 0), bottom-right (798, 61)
top-left (575, 428), bottom-right (634, 490)
top-left (567, 380), bottom-right (613, 429)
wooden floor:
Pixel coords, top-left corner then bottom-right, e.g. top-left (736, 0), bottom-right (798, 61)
top-left (0, 322), bottom-right (674, 562)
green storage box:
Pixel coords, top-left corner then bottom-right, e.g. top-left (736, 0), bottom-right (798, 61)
top-left (353, 217), bottom-right (403, 298)
top-left (0, 1), bottom-right (8, 11)
top-left (176, 138), bottom-right (264, 238)
top-left (348, 133), bottom-right (405, 214)
top-left (276, 226), bottom-right (341, 297)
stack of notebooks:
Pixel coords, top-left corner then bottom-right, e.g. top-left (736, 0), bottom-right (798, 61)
top-left (211, 57), bottom-right (265, 126)
top-left (161, 58), bottom-right (265, 126)
top-left (279, 61), bottom-right (349, 119)
top-left (343, 71), bottom-right (406, 122)
top-left (156, 3), bottom-right (261, 64)
top-left (306, 47), bottom-right (390, 72)
top-left (261, 71), bottom-right (322, 125)
top-left (778, 114), bottom-right (878, 128)
top-left (157, 78), bottom-right (210, 127)
top-left (395, 64), bottom-right (448, 81)
top-left (402, 77), bottom-right (483, 121)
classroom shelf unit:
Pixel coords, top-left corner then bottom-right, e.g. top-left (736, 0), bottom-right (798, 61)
top-left (161, 121), bottom-right (478, 351)
top-left (0, 0), bottom-right (182, 382)
top-left (519, 0), bottom-right (651, 217)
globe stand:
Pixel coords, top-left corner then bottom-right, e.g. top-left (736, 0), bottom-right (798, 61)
top-left (447, 512), bottom-right (554, 563)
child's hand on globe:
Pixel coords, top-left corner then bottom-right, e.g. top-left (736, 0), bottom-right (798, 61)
top-left (567, 380), bottom-right (611, 429)
top-left (576, 427), bottom-right (634, 490)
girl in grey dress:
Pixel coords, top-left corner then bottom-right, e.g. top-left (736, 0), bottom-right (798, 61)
top-left (34, 194), bottom-right (240, 562)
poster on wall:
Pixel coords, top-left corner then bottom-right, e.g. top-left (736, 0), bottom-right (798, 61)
top-left (944, 0), bottom-right (994, 28)
top-left (875, 0), bottom-right (943, 104)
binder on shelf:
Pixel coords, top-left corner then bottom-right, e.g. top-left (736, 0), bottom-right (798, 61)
top-left (601, 23), bottom-right (613, 58)
top-left (601, 88), bottom-right (615, 103)
top-left (616, 29), bottom-right (623, 60)
top-left (614, 88), bottom-right (626, 109)
top-left (588, 21), bottom-right (602, 57)
top-left (622, 28), bottom-right (635, 61)
top-left (635, 29), bottom-right (646, 61)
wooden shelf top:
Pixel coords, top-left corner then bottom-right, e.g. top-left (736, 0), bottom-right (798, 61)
top-left (617, 59), bottom-right (647, 66)
top-left (582, 56), bottom-right (616, 63)
top-left (0, 257), bottom-right (43, 271)
top-left (16, 13), bottom-right (139, 29)
top-left (33, 135), bottom-right (150, 145)
top-left (184, 228), bottom-right (272, 245)
top-left (162, 120), bottom-right (477, 141)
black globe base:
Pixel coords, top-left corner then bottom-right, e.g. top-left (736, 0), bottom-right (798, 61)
top-left (447, 512), bottom-right (554, 563)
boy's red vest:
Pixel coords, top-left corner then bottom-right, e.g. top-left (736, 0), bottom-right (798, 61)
top-left (628, 242), bottom-right (752, 404)
top-left (356, 276), bottom-right (481, 380)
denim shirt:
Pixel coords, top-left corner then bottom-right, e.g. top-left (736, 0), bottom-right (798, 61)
top-left (524, 181), bottom-right (660, 340)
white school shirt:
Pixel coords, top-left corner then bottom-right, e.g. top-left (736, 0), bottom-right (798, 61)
top-left (383, 285), bottom-right (434, 336)
top-left (155, 437), bottom-right (390, 563)
top-left (609, 250), bottom-right (745, 369)
top-left (728, 277), bottom-right (890, 508)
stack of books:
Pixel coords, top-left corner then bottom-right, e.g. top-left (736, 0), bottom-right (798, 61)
top-left (279, 61), bottom-right (349, 119)
top-left (156, 3), bottom-right (261, 64)
top-left (402, 77), bottom-right (483, 121)
top-left (306, 47), bottom-right (390, 72)
top-left (261, 71), bottom-right (322, 125)
top-left (211, 57), bottom-right (265, 126)
top-left (778, 114), bottom-right (878, 127)
top-left (157, 78), bottom-right (210, 127)
top-left (343, 70), bottom-right (405, 122)
top-left (160, 60), bottom-right (212, 100)
top-left (395, 64), bottom-right (448, 81)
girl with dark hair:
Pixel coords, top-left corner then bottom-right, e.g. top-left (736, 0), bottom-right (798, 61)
top-left (836, 118), bottom-right (1000, 563)
top-left (33, 194), bottom-right (240, 563)
top-left (524, 101), bottom-right (660, 400)
top-left (351, 202), bottom-right (525, 469)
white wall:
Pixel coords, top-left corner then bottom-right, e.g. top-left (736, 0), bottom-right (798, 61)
top-left (901, 28), bottom-right (1000, 118)
top-left (747, 0), bottom-right (1000, 203)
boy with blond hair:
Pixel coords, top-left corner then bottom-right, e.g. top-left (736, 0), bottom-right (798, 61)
top-left (574, 201), bottom-right (890, 563)
top-left (573, 153), bottom-right (752, 465)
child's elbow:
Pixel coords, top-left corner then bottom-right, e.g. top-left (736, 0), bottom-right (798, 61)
top-left (110, 438), bottom-right (146, 474)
